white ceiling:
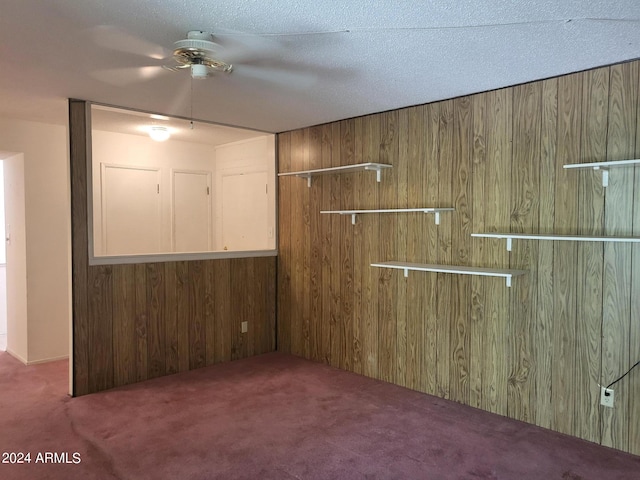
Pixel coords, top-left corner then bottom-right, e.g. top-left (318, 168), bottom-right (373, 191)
top-left (1, 1), bottom-right (639, 133)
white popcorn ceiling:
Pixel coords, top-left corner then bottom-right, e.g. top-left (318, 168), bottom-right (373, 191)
top-left (0, 0), bottom-right (639, 133)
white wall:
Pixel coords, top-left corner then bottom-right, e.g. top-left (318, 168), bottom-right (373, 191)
top-left (92, 130), bottom-right (219, 255)
top-left (0, 119), bottom-right (70, 364)
top-left (92, 130), bottom-right (276, 255)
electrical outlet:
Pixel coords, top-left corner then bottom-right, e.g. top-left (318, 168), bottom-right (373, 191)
top-left (600, 387), bottom-right (614, 408)
top-left (241, 321), bottom-right (248, 334)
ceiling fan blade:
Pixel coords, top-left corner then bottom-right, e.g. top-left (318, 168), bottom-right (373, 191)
top-left (91, 65), bottom-right (167, 86)
top-left (212, 28), bottom-right (282, 63)
top-left (90, 25), bottom-right (171, 60)
top-left (232, 65), bottom-right (317, 90)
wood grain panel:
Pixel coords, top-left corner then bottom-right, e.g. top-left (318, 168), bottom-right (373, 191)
top-left (450, 96), bottom-right (472, 405)
top-left (134, 264), bottom-right (148, 382)
top-left (277, 132), bottom-right (292, 353)
top-left (189, 261), bottom-right (206, 369)
top-left (340, 120), bottom-right (355, 372)
top-left (70, 100), bottom-right (276, 397)
top-left (113, 264), bottom-right (136, 386)
top-left (601, 61), bottom-right (638, 451)
top-left (631, 79), bottom-right (640, 457)
top-left (422, 102), bottom-right (440, 396)
top-left (551, 73), bottom-right (582, 434)
top-left (535, 77), bottom-right (557, 430)
top-left (69, 100), bottom-right (90, 396)
top-left (362, 114), bottom-right (380, 378)
top-left (88, 265), bottom-right (113, 392)
top-left (163, 262), bottom-right (179, 374)
top-left (175, 261), bottom-right (190, 372)
top-left (351, 117), bottom-right (364, 375)
top-left (378, 110), bottom-right (398, 384)
top-left (301, 129), bottom-right (311, 359)
top-left (277, 60), bottom-right (640, 456)
top-left (575, 67), bottom-right (608, 442)
top-left (470, 93), bottom-right (486, 409)
top-left (395, 108), bottom-right (409, 388)
top-left (436, 99), bottom-right (454, 399)
top-left (482, 88), bottom-right (511, 416)
top-left (405, 106), bottom-right (424, 392)
top-left (509, 82), bottom-right (541, 424)
top-left (308, 126), bottom-right (323, 362)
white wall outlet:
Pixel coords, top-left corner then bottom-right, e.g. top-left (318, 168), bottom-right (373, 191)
top-left (600, 387), bottom-right (614, 408)
top-left (241, 321), bottom-right (248, 334)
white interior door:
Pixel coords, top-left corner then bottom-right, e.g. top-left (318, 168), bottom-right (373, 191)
top-left (173, 170), bottom-right (211, 252)
top-left (102, 164), bottom-right (161, 255)
top-left (221, 172), bottom-right (268, 251)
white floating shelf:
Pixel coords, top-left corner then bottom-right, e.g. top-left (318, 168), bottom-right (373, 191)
top-left (320, 208), bottom-right (455, 225)
top-left (471, 233), bottom-right (640, 252)
top-left (563, 159), bottom-right (640, 187)
top-left (371, 261), bottom-right (527, 287)
top-left (278, 162), bottom-right (392, 187)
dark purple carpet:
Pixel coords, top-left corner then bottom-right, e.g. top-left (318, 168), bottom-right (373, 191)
top-left (0, 351), bottom-right (638, 479)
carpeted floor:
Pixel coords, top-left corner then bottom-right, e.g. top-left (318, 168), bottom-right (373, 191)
top-left (0, 351), bottom-right (638, 479)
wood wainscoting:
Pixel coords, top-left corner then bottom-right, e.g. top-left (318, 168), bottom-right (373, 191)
top-left (69, 100), bottom-right (276, 396)
top-left (277, 61), bottom-right (640, 455)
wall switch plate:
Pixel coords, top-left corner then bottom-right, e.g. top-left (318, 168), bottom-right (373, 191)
top-left (600, 387), bottom-right (614, 408)
top-left (241, 321), bottom-right (248, 334)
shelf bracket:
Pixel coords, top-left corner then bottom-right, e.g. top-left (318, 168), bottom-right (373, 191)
top-left (403, 268), bottom-right (409, 278)
top-left (506, 237), bottom-right (513, 252)
top-left (506, 276), bottom-right (512, 288)
top-left (592, 166), bottom-right (609, 188)
top-left (434, 212), bottom-right (440, 225)
top-left (351, 213), bottom-right (357, 225)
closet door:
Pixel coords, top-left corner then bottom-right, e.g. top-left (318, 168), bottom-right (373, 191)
top-left (221, 171), bottom-right (268, 250)
top-left (102, 164), bottom-right (161, 255)
top-left (172, 170), bottom-right (211, 252)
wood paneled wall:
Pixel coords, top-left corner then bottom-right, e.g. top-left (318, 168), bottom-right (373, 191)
top-left (69, 100), bottom-right (276, 396)
top-left (277, 61), bottom-right (640, 455)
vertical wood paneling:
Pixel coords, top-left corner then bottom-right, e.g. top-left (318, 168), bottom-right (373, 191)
top-left (535, 77), bottom-right (557, 430)
top-left (482, 88), bottom-right (511, 416)
top-left (309, 126), bottom-right (323, 362)
top-left (277, 60), bottom-right (640, 456)
top-left (88, 266), bottom-right (113, 392)
top-left (362, 115), bottom-right (380, 378)
top-left (552, 73), bottom-right (582, 434)
top-left (175, 261), bottom-right (190, 372)
top-left (509, 82), bottom-right (541, 424)
top-left (189, 261), bottom-right (206, 369)
top-left (450, 96), bottom-right (472, 405)
top-left (70, 100), bottom-right (276, 397)
top-left (113, 265), bottom-right (136, 387)
top-left (277, 133), bottom-right (292, 353)
top-left (301, 129), bottom-right (311, 359)
top-left (470, 94), bottom-right (486, 409)
top-left (164, 262), bottom-right (179, 374)
top-left (69, 100), bottom-right (90, 396)
top-left (576, 67), bottom-right (608, 443)
top-left (378, 110), bottom-right (398, 384)
top-left (340, 120), bottom-right (355, 372)
top-left (436, 99), bottom-right (454, 399)
top-left (352, 117), bottom-right (364, 375)
top-left (601, 62), bottom-right (638, 451)
top-left (405, 106), bottom-right (424, 392)
top-left (422, 103), bottom-right (440, 396)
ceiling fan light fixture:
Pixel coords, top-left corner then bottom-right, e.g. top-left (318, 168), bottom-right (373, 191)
top-left (191, 63), bottom-right (208, 79)
top-left (149, 125), bottom-right (170, 142)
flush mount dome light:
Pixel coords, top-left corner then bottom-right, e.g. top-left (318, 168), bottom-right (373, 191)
top-left (149, 125), bottom-right (170, 142)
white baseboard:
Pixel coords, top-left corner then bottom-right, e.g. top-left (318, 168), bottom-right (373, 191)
top-left (26, 354), bottom-right (69, 365)
top-left (5, 349), bottom-right (68, 365)
top-left (6, 348), bottom-right (28, 365)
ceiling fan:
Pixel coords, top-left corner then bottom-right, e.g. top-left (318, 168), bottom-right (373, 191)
top-left (91, 27), bottom-right (315, 88)
top-left (162, 30), bottom-right (234, 79)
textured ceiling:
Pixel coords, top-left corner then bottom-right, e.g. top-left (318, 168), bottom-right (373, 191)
top-left (1, 1), bottom-right (639, 133)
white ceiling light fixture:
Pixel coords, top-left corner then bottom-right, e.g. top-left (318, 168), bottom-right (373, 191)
top-left (149, 125), bottom-right (170, 141)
